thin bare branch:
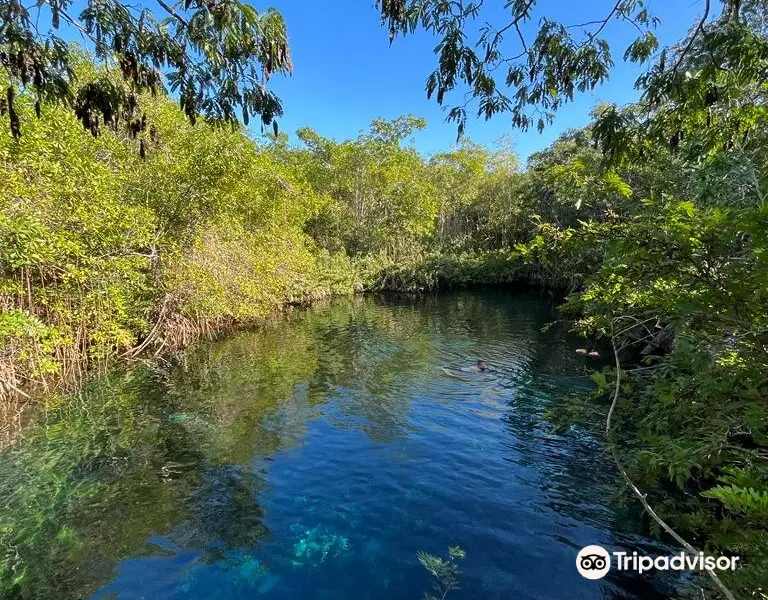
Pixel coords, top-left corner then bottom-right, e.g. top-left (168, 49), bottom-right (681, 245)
top-left (671, 0), bottom-right (711, 76)
top-left (606, 317), bottom-right (736, 600)
top-left (489, 0), bottom-right (535, 54)
top-left (155, 0), bottom-right (188, 26)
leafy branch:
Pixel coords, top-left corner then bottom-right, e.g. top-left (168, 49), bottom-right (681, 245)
top-left (379, 0), bottom-right (661, 135)
top-left (606, 316), bottom-right (736, 600)
top-left (0, 0), bottom-right (292, 141)
top-left (417, 546), bottom-right (466, 600)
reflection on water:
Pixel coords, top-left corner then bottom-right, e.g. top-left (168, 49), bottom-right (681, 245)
top-left (0, 291), bottom-right (687, 600)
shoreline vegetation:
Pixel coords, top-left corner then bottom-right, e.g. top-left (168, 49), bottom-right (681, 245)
top-left (0, 70), bottom-right (568, 436)
top-left (3, 4), bottom-right (768, 595)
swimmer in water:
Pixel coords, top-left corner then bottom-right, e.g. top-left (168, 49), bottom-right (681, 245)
top-left (576, 343), bottom-right (600, 359)
top-left (440, 360), bottom-right (488, 377)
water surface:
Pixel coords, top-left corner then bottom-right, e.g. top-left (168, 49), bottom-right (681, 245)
top-left (0, 291), bottom-right (683, 599)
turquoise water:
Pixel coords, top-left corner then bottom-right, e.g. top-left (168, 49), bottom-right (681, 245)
top-left (0, 291), bottom-right (683, 599)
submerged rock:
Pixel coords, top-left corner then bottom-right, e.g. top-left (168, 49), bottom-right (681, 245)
top-left (290, 525), bottom-right (351, 568)
top-left (236, 555), bottom-right (263, 583)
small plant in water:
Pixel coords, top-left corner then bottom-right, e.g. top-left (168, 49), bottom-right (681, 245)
top-left (417, 545), bottom-right (466, 600)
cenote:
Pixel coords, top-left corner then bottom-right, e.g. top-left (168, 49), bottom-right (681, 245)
top-left (1, 291), bottom-right (690, 600)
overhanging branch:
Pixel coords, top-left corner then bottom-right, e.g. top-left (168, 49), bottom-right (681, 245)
top-left (155, 0), bottom-right (188, 26)
top-left (671, 0), bottom-right (711, 76)
top-left (606, 317), bottom-right (736, 600)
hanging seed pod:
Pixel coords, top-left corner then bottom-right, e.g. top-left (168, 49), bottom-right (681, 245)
top-left (139, 138), bottom-right (146, 159)
top-left (35, 100), bottom-right (40, 118)
top-left (705, 86), bottom-right (718, 106)
top-left (7, 87), bottom-right (20, 138)
top-left (140, 113), bottom-right (147, 131)
top-left (669, 132), bottom-right (679, 152)
top-left (149, 124), bottom-right (157, 142)
top-left (9, 104), bottom-right (20, 137)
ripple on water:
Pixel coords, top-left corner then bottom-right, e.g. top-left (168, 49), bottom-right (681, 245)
top-left (0, 291), bottom-right (684, 600)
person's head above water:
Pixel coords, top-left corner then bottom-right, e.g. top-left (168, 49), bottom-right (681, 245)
top-left (476, 360), bottom-right (487, 372)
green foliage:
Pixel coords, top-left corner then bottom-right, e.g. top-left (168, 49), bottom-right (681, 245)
top-left (379, 0), bottom-right (662, 135)
top-left (4, 1), bottom-right (768, 594)
top-left (417, 546), bottom-right (466, 600)
top-left (703, 486), bottom-right (768, 522)
top-left (0, 63), bottom-right (357, 403)
top-left (0, 0), bottom-right (291, 140)
top-left (295, 116), bottom-right (439, 261)
top-left (366, 251), bottom-right (525, 292)
top-left (527, 9), bottom-right (768, 592)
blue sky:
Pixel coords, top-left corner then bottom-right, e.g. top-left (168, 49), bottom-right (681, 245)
top-left (266, 0), bottom-right (708, 161)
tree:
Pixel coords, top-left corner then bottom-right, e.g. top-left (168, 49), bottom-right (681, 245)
top-left (377, 0), bottom-right (749, 136)
top-left (0, 0), bottom-right (291, 138)
top-left (593, 0), bottom-right (768, 164)
top-left (296, 116), bottom-right (439, 260)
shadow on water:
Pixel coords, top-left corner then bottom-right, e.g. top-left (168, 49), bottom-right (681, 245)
top-left (0, 290), bottom-right (695, 600)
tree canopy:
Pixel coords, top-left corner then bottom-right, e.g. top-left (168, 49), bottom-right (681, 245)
top-left (2, 0), bottom-right (752, 145)
top-left (0, 0), bottom-right (291, 138)
top-left (377, 0), bottom-right (759, 137)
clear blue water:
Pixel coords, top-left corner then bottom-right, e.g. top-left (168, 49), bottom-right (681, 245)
top-left (0, 291), bottom-right (685, 599)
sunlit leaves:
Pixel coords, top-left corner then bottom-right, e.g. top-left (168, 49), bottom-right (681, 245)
top-left (595, 8), bottom-right (768, 163)
top-left (294, 116), bottom-right (439, 259)
top-left (0, 0), bottom-right (291, 139)
top-left (0, 69), bottom-right (356, 415)
top-left (379, 0), bottom-right (658, 136)
top-left (623, 31), bottom-right (659, 62)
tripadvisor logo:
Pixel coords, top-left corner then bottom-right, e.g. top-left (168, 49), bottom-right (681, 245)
top-left (576, 545), bottom-right (611, 580)
top-left (576, 545), bottom-right (740, 580)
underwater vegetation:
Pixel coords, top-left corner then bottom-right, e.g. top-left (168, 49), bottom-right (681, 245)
top-left (417, 546), bottom-right (467, 600)
top-left (290, 524), bottom-right (352, 568)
